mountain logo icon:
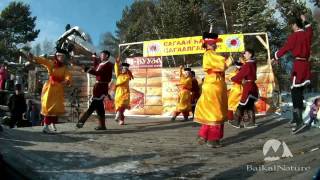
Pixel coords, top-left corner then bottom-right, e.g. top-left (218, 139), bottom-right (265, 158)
top-left (263, 139), bottom-right (293, 161)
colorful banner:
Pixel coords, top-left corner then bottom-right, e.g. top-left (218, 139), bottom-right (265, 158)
top-left (143, 34), bottom-right (244, 57)
top-left (126, 57), bottom-right (162, 68)
top-left (125, 57), bottom-right (163, 115)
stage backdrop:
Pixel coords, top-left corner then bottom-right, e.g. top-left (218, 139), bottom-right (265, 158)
top-left (100, 58), bottom-right (278, 115)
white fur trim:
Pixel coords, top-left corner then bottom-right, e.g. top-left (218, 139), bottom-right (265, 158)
top-left (290, 76), bottom-right (311, 89)
top-left (55, 52), bottom-right (64, 56)
top-left (96, 61), bottom-right (109, 71)
top-left (239, 94), bottom-right (259, 106)
top-left (91, 94), bottom-right (105, 101)
top-left (275, 51), bottom-right (279, 60)
top-left (305, 24), bottom-right (311, 28)
top-left (295, 29), bottom-right (304, 32)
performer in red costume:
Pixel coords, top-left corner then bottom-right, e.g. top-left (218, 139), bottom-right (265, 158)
top-left (76, 50), bottom-right (113, 130)
top-left (274, 14), bottom-right (313, 134)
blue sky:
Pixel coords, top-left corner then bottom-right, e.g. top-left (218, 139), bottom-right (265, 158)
top-left (0, 0), bottom-right (133, 46)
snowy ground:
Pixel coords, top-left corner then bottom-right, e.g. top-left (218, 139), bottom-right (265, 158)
top-left (0, 114), bottom-right (319, 180)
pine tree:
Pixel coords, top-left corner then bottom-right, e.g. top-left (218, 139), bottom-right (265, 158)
top-left (0, 2), bottom-right (40, 62)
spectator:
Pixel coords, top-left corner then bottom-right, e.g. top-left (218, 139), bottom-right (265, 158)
top-left (27, 100), bottom-right (40, 126)
top-left (8, 84), bottom-right (27, 128)
top-left (0, 65), bottom-right (7, 90)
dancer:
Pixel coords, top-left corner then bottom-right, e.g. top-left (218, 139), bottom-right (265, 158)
top-left (114, 57), bottom-right (133, 125)
top-left (191, 71), bottom-right (200, 119)
top-left (230, 49), bottom-right (259, 128)
top-left (194, 32), bottom-right (232, 148)
top-left (170, 66), bottom-right (193, 122)
top-left (307, 97), bottom-right (320, 128)
top-left (27, 51), bottom-right (72, 133)
top-left (76, 50), bottom-right (113, 130)
top-left (273, 14), bottom-right (313, 134)
top-left (227, 60), bottom-right (244, 122)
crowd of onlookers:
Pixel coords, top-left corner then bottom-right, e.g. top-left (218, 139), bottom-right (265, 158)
top-left (0, 64), bottom-right (41, 130)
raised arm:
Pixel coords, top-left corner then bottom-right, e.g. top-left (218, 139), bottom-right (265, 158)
top-left (114, 57), bottom-right (121, 78)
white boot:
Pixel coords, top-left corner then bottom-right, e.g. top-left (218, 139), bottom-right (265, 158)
top-left (42, 125), bottom-right (51, 134)
top-left (114, 111), bottom-right (120, 122)
top-left (50, 124), bottom-right (57, 131)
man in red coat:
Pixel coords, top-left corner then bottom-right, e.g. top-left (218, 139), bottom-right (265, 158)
top-left (274, 14), bottom-right (313, 134)
top-left (76, 50), bottom-right (114, 130)
top-left (230, 49), bottom-right (259, 129)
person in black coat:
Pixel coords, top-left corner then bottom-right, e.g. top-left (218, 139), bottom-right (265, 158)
top-left (8, 84), bottom-right (27, 128)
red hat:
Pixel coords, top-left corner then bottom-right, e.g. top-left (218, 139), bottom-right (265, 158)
top-left (202, 32), bottom-right (222, 44)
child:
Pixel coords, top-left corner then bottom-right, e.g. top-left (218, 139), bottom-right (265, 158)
top-left (8, 84), bottom-right (27, 128)
top-left (114, 57), bottom-right (134, 125)
top-left (170, 66), bottom-right (193, 122)
top-left (27, 100), bottom-right (40, 126)
top-left (308, 97), bottom-right (320, 128)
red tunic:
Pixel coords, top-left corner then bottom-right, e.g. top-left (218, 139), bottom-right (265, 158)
top-left (275, 24), bottom-right (313, 88)
top-left (88, 59), bottom-right (114, 100)
top-left (191, 78), bottom-right (200, 105)
top-left (231, 60), bottom-right (259, 105)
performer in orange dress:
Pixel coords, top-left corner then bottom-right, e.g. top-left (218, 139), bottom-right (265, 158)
top-left (194, 32), bottom-right (232, 148)
top-left (170, 66), bottom-right (193, 122)
top-left (227, 60), bottom-right (243, 122)
top-left (28, 50), bottom-right (72, 133)
top-left (114, 57), bottom-right (134, 125)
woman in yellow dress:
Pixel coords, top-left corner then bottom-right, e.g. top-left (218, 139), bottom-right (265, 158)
top-left (194, 32), bottom-right (232, 148)
top-left (28, 51), bottom-right (71, 133)
top-left (227, 60), bottom-right (244, 122)
top-left (170, 66), bottom-right (193, 122)
top-left (114, 57), bottom-right (133, 125)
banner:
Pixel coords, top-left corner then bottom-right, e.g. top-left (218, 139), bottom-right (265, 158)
top-left (143, 34), bottom-right (244, 57)
top-left (125, 57), bottom-right (163, 115)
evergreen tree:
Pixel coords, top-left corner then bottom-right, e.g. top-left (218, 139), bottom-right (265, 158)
top-left (0, 2), bottom-right (40, 62)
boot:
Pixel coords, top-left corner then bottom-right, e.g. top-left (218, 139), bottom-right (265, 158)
top-left (50, 124), bottom-right (57, 131)
top-left (244, 110), bottom-right (257, 129)
top-left (181, 116), bottom-right (189, 122)
top-left (76, 111), bottom-right (90, 129)
top-left (206, 140), bottom-right (222, 148)
top-left (170, 116), bottom-right (176, 122)
top-left (229, 107), bottom-right (241, 128)
top-left (42, 125), bottom-right (51, 134)
top-left (289, 110), bottom-right (298, 126)
top-left (197, 136), bottom-right (206, 145)
top-left (0, 125), bottom-right (3, 132)
top-left (292, 109), bottom-right (306, 134)
top-left (114, 111), bottom-right (120, 122)
top-left (119, 120), bottom-right (125, 125)
top-left (94, 118), bottom-right (106, 130)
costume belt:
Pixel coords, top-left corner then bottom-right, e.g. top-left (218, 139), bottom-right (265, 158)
top-left (49, 75), bottom-right (63, 84)
top-left (295, 57), bottom-right (307, 61)
top-left (207, 69), bottom-right (224, 76)
top-left (96, 81), bottom-right (109, 84)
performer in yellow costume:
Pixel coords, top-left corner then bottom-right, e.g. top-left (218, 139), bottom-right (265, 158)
top-left (194, 32), bottom-right (232, 148)
top-left (114, 57), bottom-right (134, 125)
top-left (227, 60), bottom-right (244, 122)
top-left (28, 50), bottom-right (71, 133)
top-left (170, 66), bottom-right (193, 122)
